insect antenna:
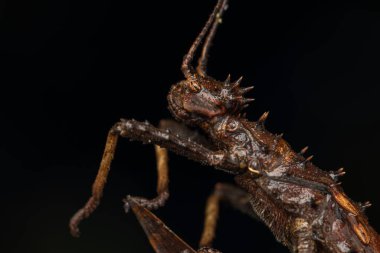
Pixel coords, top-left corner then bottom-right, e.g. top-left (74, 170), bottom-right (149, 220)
top-left (196, 0), bottom-right (229, 77)
top-left (182, 0), bottom-right (229, 79)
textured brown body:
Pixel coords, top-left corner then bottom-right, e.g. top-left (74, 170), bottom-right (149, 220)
top-left (70, 1), bottom-right (380, 252)
top-left (170, 68), bottom-right (380, 252)
top-left (207, 115), bottom-right (380, 253)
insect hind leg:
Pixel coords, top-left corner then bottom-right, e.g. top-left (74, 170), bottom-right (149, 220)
top-left (69, 130), bottom-right (119, 237)
top-left (200, 183), bottom-right (258, 247)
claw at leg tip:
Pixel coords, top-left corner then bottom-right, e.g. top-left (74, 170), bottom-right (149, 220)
top-left (70, 228), bottom-right (80, 238)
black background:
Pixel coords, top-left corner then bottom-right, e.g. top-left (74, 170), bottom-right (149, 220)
top-left (1, 0), bottom-right (380, 252)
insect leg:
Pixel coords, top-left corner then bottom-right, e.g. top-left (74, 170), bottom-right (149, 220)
top-left (290, 218), bottom-right (317, 253)
top-left (199, 183), bottom-right (257, 247)
top-left (69, 130), bottom-right (119, 237)
top-left (123, 144), bottom-right (170, 212)
top-left (123, 119), bottom-right (204, 212)
top-left (115, 119), bottom-right (239, 169)
top-left (70, 119), bottom-right (240, 237)
top-left (158, 119), bottom-right (215, 149)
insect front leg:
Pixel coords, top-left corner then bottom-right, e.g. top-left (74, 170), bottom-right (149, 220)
top-left (69, 119), bottom-right (239, 237)
top-left (115, 119), bottom-right (238, 169)
top-left (200, 183), bottom-right (258, 247)
top-left (69, 130), bottom-right (119, 237)
top-left (123, 119), bottom-right (212, 212)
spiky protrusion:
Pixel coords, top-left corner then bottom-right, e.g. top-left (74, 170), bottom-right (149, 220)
top-left (299, 146), bottom-right (309, 155)
top-left (239, 86), bottom-right (254, 94)
top-left (335, 167), bottom-right (346, 177)
top-left (359, 201), bottom-right (372, 211)
top-left (299, 154), bottom-right (313, 167)
top-left (329, 168), bottom-right (346, 181)
top-left (224, 74), bottom-right (231, 85)
top-left (222, 75), bottom-right (255, 112)
top-left (231, 76), bottom-right (243, 90)
top-left (258, 111), bottom-right (270, 124)
top-left (330, 182), bottom-right (342, 187)
top-left (304, 155), bottom-right (314, 163)
top-left (231, 96), bottom-right (243, 101)
top-left (242, 98), bottom-right (255, 104)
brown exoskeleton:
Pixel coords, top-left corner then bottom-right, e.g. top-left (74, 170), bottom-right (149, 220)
top-left (69, 0), bottom-right (380, 252)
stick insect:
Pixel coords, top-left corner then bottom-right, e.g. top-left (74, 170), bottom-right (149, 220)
top-left (70, 0), bottom-right (380, 252)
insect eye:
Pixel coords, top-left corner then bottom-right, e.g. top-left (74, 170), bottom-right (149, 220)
top-left (188, 82), bottom-right (202, 93)
top-left (226, 120), bottom-right (238, 132)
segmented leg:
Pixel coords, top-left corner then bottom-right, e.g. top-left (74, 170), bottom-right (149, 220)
top-left (181, 0), bottom-right (228, 79)
top-left (124, 119), bottom-right (211, 212)
top-left (196, 0), bottom-right (228, 77)
top-left (291, 218), bottom-right (317, 253)
top-left (69, 119), bottom-right (239, 237)
top-left (123, 145), bottom-right (170, 212)
top-left (69, 130), bottom-right (118, 237)
top-left (199, 183), bottom-right (258, 247)
top-left (115, 119), bottom-right (237, 168)
top-left (158, 119), bottom-right (214, 149)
